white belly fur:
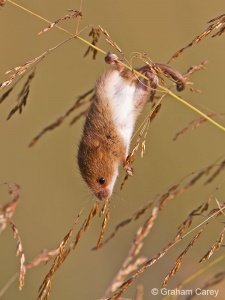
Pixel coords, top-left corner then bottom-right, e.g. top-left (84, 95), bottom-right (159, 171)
top-left (105, 71), bottom-right (137, 152)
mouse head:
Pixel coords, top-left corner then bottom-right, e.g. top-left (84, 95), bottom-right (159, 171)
top-left (78, 140), bottom-right (119, 201)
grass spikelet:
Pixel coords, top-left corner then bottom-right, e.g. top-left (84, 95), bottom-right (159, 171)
top-left (207, 202), bottom-right (225, 218)
top-left (84, 26), bottom-right (101, 59)
top-left (158, 183), bottom-right (181, 210)
top-left (28, 89), bottom-right (94, 147)
top-left (209, 14), bottom-right (225, 37)
top-left (199, 227), bottom-right (225, 263)
top-left (162, 225), bottom-right (207, 287)
top-left (95, 206), bottom-right (110, 249)
top-left (38, 10), bottom-right (82, 35)
top-left (140, 118), bottom-right (150, 158)
top-left (9, 221), bottom-right (26, 290)
top-left (176, 204), bottom-right (205, 237)
top-left (99, 198), bottom-right (109, 217)
top-left (1, 57), bottom-right (40, 91)
top-left (183, 60), bottom-right (208, 78)
top-left (84, 200), bottom-right (100, 231)
top-left (7, 70), bottom-right (35, 120)
top-left (0, 86), bottom-right (13, 104)
top-left (25, 249), bottom-right (60, 271)
top-left (168, 14), bottom-right (225, 63)
top-left (72, 221), bottom-right (85, 250)
top-left (204, 159), bottom-right (225, 184)
top-left (98, 25), bottom-right (122, 53)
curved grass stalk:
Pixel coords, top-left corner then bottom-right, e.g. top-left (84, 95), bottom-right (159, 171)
top-left (6, 0), bottom-right (225, 134)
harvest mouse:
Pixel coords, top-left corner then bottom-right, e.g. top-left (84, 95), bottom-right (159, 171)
top-left (77, 52), bottom-right (186, 200)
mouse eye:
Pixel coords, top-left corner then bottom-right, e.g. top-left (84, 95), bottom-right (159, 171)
top-left (97, 177), bottom-right (105, 185)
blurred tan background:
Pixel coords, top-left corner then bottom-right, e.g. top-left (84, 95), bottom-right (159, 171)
top-left (1, 1), bottom-right (225, 299)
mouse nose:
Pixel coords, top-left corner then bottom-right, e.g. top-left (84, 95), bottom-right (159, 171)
top-left (96, 188), bottom-right (112, 201)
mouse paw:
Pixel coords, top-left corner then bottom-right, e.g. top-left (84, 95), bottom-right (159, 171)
top-left (105, 52), bottom-right (124, 72)
top-left (105, 52), bottom-right (118, 65)
top-left (146, 71), bottom-right (159, 89)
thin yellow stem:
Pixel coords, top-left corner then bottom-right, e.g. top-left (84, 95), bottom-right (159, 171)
top-left (159, 84), bottom-right (225, 133)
